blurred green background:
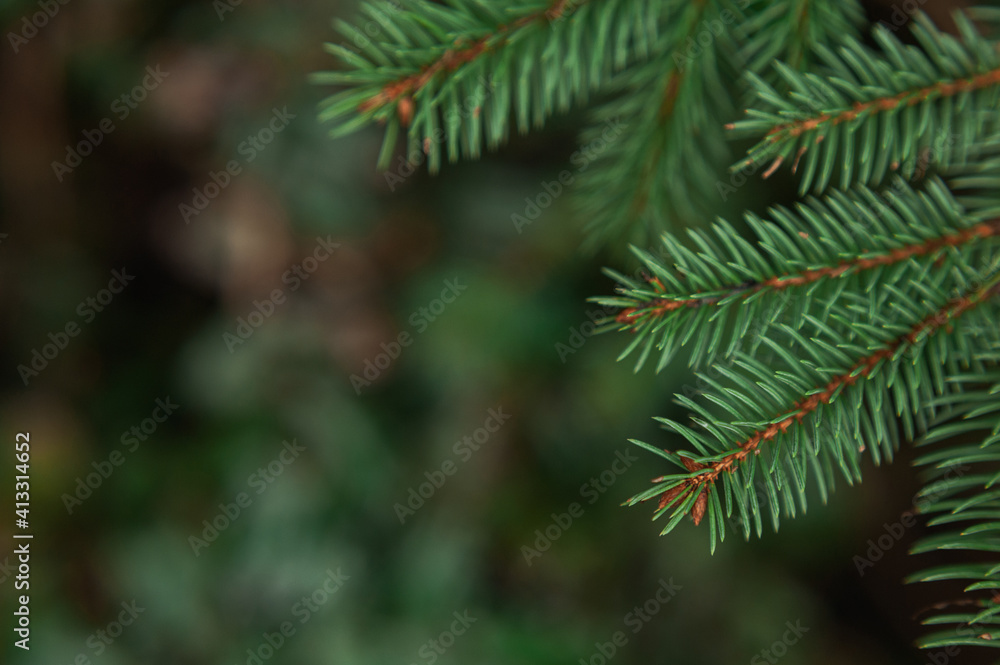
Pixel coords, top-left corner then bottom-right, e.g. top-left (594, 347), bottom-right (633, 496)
top-left (0, 1), bottom-right (982, 663)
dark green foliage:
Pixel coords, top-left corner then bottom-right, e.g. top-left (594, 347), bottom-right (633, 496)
top-left (318, 0), bottom-right (1000, 652)
top-left (573, 0), bottom-right (738, 248)
top-left (737, 0), bottom-right (865, 74)
top-left (312, 0), bottom-right (661, 172)
top-left (592, 175), bottom-right (1000, 373)
top-left (618, 256), bottom-right (1000, 546)
top-left (315, 0), bottom-right (861, 247)
top-left (908, 344), bottom-right (1000, 647)
top-left (730, 12), bottom-right (1000, 194)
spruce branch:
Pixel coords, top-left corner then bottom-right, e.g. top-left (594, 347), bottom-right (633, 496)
top-left (314, 0), bottom-right (661, 171)
top-left (626, 273), bottom-right (1000, 551)
top-left (575, 0), bottom-right (740, 248)
top-left (738, 0), bottom-right (865, 74)
top-left (730, 11), bottom-right (1000, 194)
top-left (318, 3), bottom-right (1000, 650)
top-left (594, 176), bottom-right (1000, 371)
top-left (616, 219), bottom-right (999, 322)
top-left (908, 343), bottom-right (1000, 648)
top-left (355, 0), bottom-right (581, 118)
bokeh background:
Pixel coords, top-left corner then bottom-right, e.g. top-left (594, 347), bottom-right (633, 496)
top-left (0, 1), bottom-right (986, 664)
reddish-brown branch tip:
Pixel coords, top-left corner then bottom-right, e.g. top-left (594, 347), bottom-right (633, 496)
top-left (357, 0), bottom-right (577, 116)
top-left (617, 219), bottom-right (1000, 326)
top-left (656, 278), bottom-right (1000, 524)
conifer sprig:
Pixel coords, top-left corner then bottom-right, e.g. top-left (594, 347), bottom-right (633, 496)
top-left (628, 275), bottom-right (1000, 553)
top-left (730, 12), bottom-right (1000, 194)
top-left (355, 0), bottom-right (580, 117)
top-left (737, 0), bottom-right (864, 74)
top-left (574, 0), bottom-right (736, 247)
top-left (908, 343), bottom-right (1000, 648)
top-left (594, 176), bottom-right (1000, 371)
top-left (321, 2), bottom-right (1000, 652)
top-left (313, 0), bottom-right (661, 171)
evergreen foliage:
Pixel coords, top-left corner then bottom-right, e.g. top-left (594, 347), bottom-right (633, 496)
top-left (909, 342), bottom-right (1000, 647)
top-left (730, 12), bottom-right (1000, 194)
top-left (318, 0), bottom-right (1000, 651)
top-left (312, 0), bottom-right (661, 172)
